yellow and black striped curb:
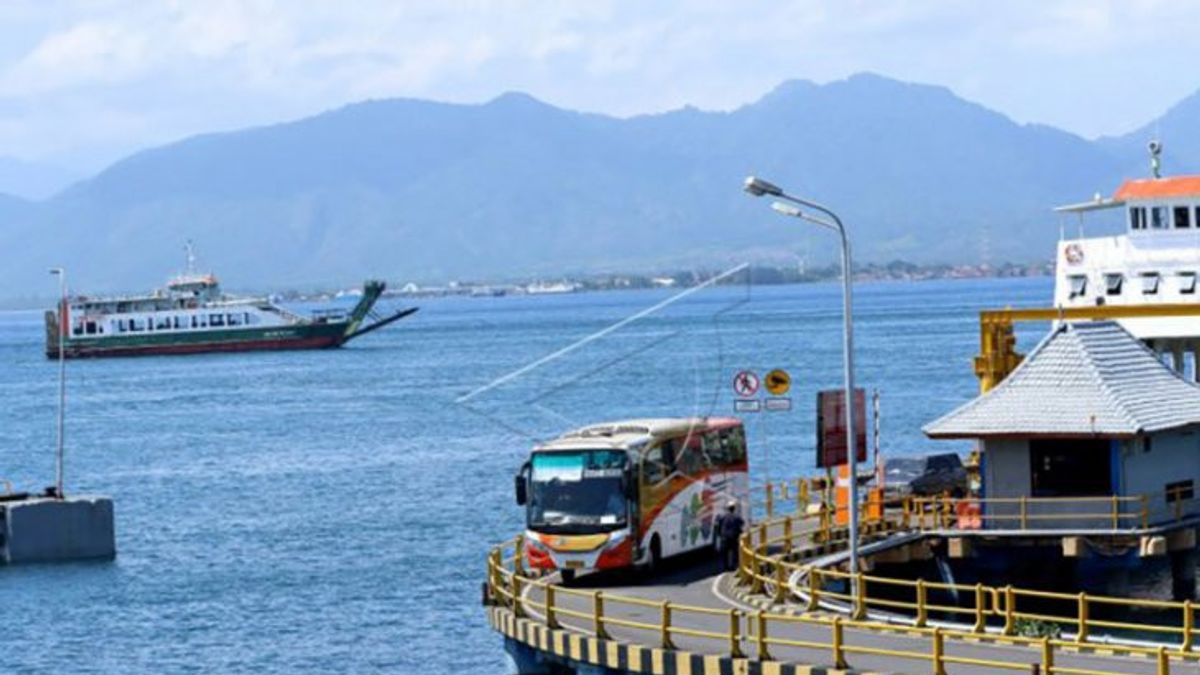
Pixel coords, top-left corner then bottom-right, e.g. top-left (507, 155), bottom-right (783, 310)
top-left (488, 606), bottom-right (883, 675)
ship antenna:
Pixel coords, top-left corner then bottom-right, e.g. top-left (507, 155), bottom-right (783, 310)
top-left (185, 239), bottom-right (196, 275)
top-left (1149, 139), bottom-right (1163, 179)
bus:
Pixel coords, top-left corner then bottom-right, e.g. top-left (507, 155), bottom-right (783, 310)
top-left (514, 417), bottom-right (749, 580)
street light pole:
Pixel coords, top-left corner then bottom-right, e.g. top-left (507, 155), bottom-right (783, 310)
top-left (49, 267), bottom-right (66, 499)
top-left (744, 177), bottom-right (861, 584)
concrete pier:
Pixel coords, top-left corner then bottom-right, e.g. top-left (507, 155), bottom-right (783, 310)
top-left (0, 495), bottom-right (115, 564)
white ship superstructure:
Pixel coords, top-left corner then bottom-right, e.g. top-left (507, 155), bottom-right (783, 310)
top-left (1053, 148), bottom-right (1200, 344)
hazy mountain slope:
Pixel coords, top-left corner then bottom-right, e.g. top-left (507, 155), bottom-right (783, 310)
top-left (0, 156), bottom-right (80, 201)
top-left (1099, 88), bottom-right (1200, 177)
top-left (0, 73), bottom-right (1154, 295)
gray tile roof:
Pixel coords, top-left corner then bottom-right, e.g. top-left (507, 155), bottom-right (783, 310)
top-left (924, 321), bottom-right (1200, 438)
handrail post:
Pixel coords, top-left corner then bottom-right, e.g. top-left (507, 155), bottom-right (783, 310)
top-left (729, 609), bottom-right (743, 658)
top-left (660, 601), bottom-right (674, 649)
top-left (755, 610), bottom-right (771, 661)
top-left (774, 559), bottom-right (787, 603)
top-left (941, 494), bottom-right (951, 528)
top-left (1041, 638), bottom-right (1054, 674)
top-left (766, 483), bottom-right (774, 519)
top-left (514, 537), bottom-right (526, 576)
top-left (544, 584), bottom-right (558, 629)
top-left (831, 616), bottom-right (847, 669)
top-left (1184, 600), bottom-right (1194, 652)
top-left (853, 572), bottom-right (867, 620)
top-left (1157, 645), bottom-right (1169, 675)
top-left (750, 544), bottom-right (764, 595)
top-left (799, 478), bottom-right (809, 513)
top-left (915, 579), bottom-right (928, 627)
top-left (593, 592), bottom-right (608, 640)
top-left (974, 583), bottom-right (986, 633)
top-left (511, 574), bottom-right (524, 618)
top-left (1003, 586), bottom-right (1016, 635)
top-left (932, 627), bottom-right (947, 675)
top-left (1020, 496), bottom-right (1028, 530)
top-left (807, 568), bottom-right (820, 611)
top-left (1076, 592), bottom-right (1089, 643)
top-left (783, 517), bottom-right (794, 554)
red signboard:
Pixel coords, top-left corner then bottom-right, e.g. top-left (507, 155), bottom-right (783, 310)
top-left (816, 388), bottom-right (867, 468)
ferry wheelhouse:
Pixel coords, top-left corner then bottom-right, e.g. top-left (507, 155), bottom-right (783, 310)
top-left (45, 264), bottom-right (415, 358)
top-left (1054, 152), bottom-right (1200, 349)
top-left (514, 417), bottom-right (749, 581)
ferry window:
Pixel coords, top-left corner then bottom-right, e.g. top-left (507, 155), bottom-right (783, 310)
top-left (1129, 207), bottom-right (1146, 230)
top-left (1141, 273), bottom-right (1160, 295)
top-left (1175, 206), bottom-right (1192, 229)
top-left (1068, 275), bottom-right (1087, 298)
top-left (1151, 206), bottom-right (1168, 229)
top-left (228, 313), bottom-right (242, 326)
top-left (210, 314), bottom-right (224, 327)
top-left (117, 319), bottom-right (126, 333)
top-left (72, 323), bottom-right (83, 336)
top-left (1104, 273), bottom-right (1123, 296)
top-left (1179, 273), bottom-right (1198, 295)
top-left (130, 318), bottom-right (145, 332)
top-left (85, 321), bottom-right (97, 335)
top-left (156, 316), bottom-right (171, 330)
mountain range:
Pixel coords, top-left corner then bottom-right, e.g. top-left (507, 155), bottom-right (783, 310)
top-left (1, 72), bottom-right (1197, 297)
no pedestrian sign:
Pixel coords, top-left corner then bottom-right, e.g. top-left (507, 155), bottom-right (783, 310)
top-left (733, 371), bottom-right (760, 397)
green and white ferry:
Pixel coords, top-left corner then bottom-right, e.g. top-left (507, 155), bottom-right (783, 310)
top-left (44, 259), bottom-right (416, 359)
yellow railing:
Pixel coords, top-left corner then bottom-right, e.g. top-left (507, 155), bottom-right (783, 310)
top-left (905, 488), bottom-right (1200, 532)
top-left (488, 509), bottom-right (1198, 674)
top-left (735, 507), bottom-right (1200, 661)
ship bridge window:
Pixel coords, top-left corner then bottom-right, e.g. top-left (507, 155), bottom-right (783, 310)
top-left (1175, 206), bottom-right (1192, 229)
top-left (1141, 273), bottom-right (1161, 295)
top-left (1068, 274), bottom-right (1087, 298)
top-left (1104, 273), bottom-right (1123, 296)
top-left (1151, 206), bottom-right (1169, 229)
top-left (1179, 272), bottom-right (1197, 295)
top-left (1130, 207), bottom-right (1147, 230)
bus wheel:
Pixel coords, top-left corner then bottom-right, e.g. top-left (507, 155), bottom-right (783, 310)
top-left (559, 569), bottom-right (575, 585)
top-left (648, 536), bottom-right (663, 574)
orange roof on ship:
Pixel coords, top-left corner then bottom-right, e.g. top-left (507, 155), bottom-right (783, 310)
top-left (1113, 176), bottom-right (1200, 201)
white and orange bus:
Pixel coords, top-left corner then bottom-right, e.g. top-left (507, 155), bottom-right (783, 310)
top-left (514, 417), bottom-right (749, 580)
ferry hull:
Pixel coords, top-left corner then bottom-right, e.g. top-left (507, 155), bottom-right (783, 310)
top-left (46, 324), bottom-right (348, 359)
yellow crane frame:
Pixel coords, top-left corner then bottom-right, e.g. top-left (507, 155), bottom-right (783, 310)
top-left (975, 303), bottom-right (1200, 392)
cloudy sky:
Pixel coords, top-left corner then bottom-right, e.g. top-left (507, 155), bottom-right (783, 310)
top-left (2, 1), bottom-right (1198, 173)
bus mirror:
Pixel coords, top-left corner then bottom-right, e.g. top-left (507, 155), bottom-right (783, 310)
top-left (515, 473), bottom-right (527, 505)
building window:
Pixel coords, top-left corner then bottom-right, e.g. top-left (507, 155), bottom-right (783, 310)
top-left (1104, 273), bottom-right (1123, 296)
top-left (1068, 275), bottom-right (1087, 298)
top-left (1030, 439), bottom-right (1112, 497)
top-left (1151, 206), bottom-right (1169, 229)
top-left (1175, 206), bottom-right (1192, 229)
top-left (1180, 272), bottom-right (1198, 295)
top-left (1141, 273), bottom-right (1161, 295)
top-left (1130, 207), bottom-right (1147, 230)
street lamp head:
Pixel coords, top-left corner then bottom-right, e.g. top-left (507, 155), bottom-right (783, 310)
top-left (49, 267), bottom-right (63, 275)
top-left (770, 201), bottom-right (803, 218)
top-left (743, 175), bottom-right (783, 197)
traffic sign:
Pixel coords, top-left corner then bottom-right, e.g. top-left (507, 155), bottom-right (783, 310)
top-left (733, 371), bottom-right (760, 397)
top-left (765, 369), bottom-right (791, 395)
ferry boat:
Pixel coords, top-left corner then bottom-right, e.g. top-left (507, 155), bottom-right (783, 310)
top-left (1052, 141), bottom-right (1200, 343)
top-left (44, 256), bottom-right (417, 359)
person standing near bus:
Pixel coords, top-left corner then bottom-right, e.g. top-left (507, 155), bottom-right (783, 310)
top-left (718, 500), bottom-right (744, 571)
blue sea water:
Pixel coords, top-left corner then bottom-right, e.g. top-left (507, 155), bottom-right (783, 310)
top-left (0, 276), bottom-right (1052, 673)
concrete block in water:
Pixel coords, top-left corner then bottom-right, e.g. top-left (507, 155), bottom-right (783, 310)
top-left (0, 495), bottom-right (115, 564)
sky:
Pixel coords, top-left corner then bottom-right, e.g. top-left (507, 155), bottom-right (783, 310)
top-left (2, 1), bottom-right (1199, 175)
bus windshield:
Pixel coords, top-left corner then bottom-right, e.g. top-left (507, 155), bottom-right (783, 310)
top-left (528, 449), bottom-right (628, 533)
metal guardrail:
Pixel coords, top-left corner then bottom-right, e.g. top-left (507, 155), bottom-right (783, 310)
top-left (736, 510), bottom-right (1200, 673)
top-left (488, 508), bottom-right (1198, 674)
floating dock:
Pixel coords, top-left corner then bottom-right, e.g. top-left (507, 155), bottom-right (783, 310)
top-left (0, 494), bottom-right (115, 564)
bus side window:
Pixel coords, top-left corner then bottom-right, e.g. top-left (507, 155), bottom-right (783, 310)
top-left (704, 430), bottom-right (730, 465)
top-left (720, 428), bottom-right (747, 464)
top-left (678, 433), bottom-right (707, 476)
top-left (642, 447), bottom-right (667, 485)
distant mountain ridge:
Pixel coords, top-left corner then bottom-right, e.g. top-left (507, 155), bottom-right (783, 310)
top-left (0, 72), bottom-right (1191, 296)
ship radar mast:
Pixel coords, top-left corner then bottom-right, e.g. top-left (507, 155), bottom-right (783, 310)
top-left (1149, 139), bottom-right (1163, 179)
top-left (185, 239), bottom-right (197, 276)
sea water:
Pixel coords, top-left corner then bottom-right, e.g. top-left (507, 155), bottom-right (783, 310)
top-left (0, 277), bottom-right (1051, 673)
